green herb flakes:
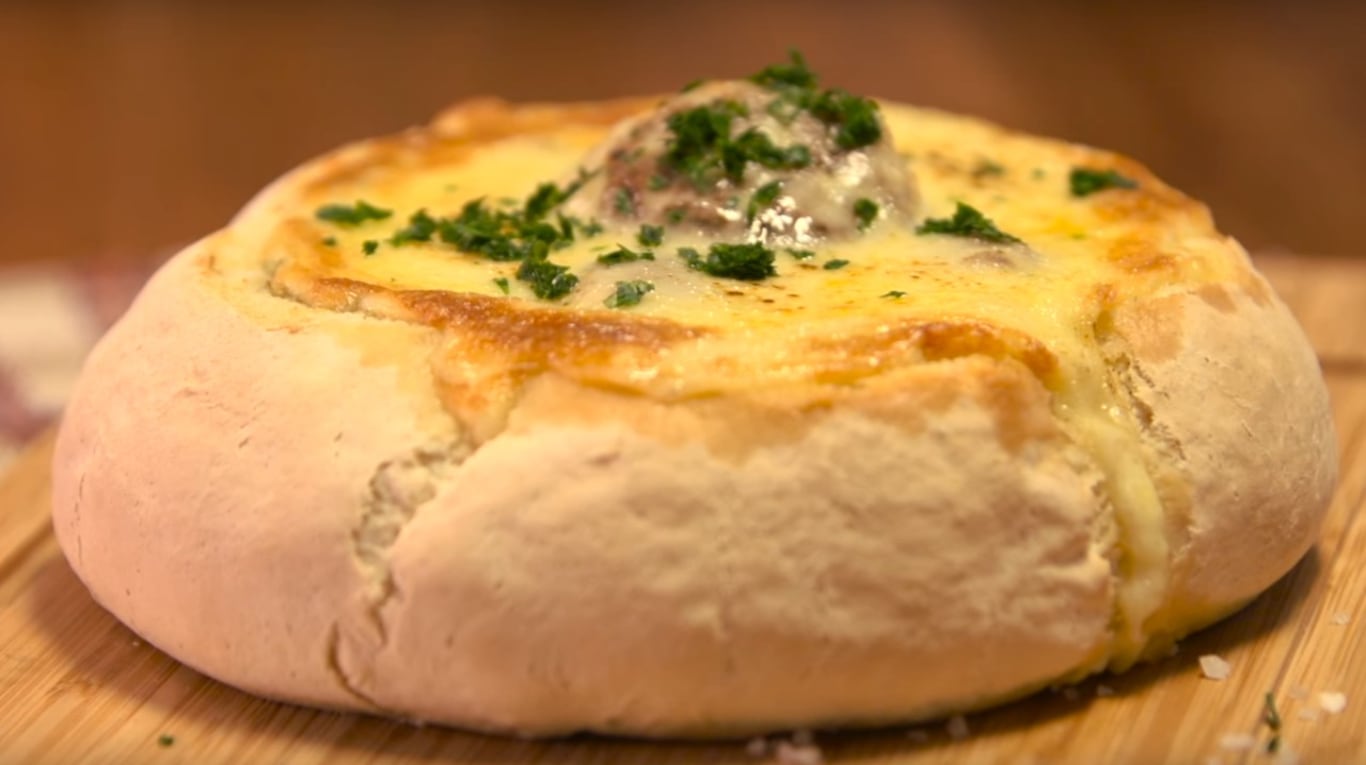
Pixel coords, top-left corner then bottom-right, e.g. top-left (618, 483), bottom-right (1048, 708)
top-left (972, 159), bottom-right (1006, 179)
top-left (823, 259), bottom-right (850, 270)
top-left (882, 290), bottom-right (907, 299)
top-left (809, 88), bottom-right (881, 150)
top-left (315, 200), bottom-right (392, 226)
top-left (614, 187), bottom-right (637, 216)
top-left (916, 202), bottom-right (1022, 245)
top-left (516, 257), bottom-right (578, 300)
top-left (598, 245), bottom-right (656, 266)
top-left (750, 49), bottom-right (819, 91)
top-left (362, 240), bottom-right (379, 256)
top-left (747, 180), bottom-right (783, 222)
top-left (637, 224), bottom-right (665, 247)
top-left (157, 734), bottom-right (175, 748)
top-left (680, 243), bottom-right (776, 281)
top-left (605, 280), bottom-right (655, 309)
top-left (389, 209), bottom-right (437, 246)
top-left (321, 236), bottom-right (337, 247)
top-left (853, 198), bottom-right (879, 230)
top-left (786, 248), bottom-right (816, 260)
top-left (1069, 167), bottom-right (1138, 197)
top-left (662, 100), bottom-right (810, 187)
top-left (750, 50), bottom-right (883, 150)
top-left (1264, 692), bottom-right (1282, 754)
top-left (493, 277), bottom-right (510, 295)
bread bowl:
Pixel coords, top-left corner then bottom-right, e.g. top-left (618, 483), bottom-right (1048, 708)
top-left (51, 53), bottom-right (1337, 737)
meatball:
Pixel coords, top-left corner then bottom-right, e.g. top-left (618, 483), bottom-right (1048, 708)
top-left (570, 80), bottom-right (919, 247)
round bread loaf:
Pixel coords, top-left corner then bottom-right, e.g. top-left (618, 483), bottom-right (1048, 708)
top-left (52, 63), bottom-right (1336, 737)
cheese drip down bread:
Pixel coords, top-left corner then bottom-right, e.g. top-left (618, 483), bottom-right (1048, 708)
top-left (52, 53), bottom-right (1337, 737)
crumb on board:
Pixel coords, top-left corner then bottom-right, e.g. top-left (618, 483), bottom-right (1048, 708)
top-left (1096, 684), bottom-right (1116, 698)
top-left (1199, 654), bottom-right (1231, 680)
top-left (1329, 611), bottom-right (1350, 626)
top-left (1218, 732), bottom-right (1256, 751)
top-left (774, 740), bottom-right (824, 765)
top-left (946, 715), bottom-right (969, 740)
top-left (1318, 691), bottom-right (1347, 715)
top-left (1296, 707), bottom-right (1320, 722)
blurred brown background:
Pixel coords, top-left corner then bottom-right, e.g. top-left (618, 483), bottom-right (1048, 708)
top-left (3, 0), bottom-right (1365, 268)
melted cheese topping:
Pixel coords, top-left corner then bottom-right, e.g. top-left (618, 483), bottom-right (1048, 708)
top-left (258, 101), bottom-right (1247, 666)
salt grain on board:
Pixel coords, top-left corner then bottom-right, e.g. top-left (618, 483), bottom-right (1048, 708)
top-left (1330, 611), bottom-right (1350, 626)
top-left (1318, 691), bottom-right (1347, 715)
top-left (775, 741), bottom-right (824, 765)
top-left (1218, 732), bottom-right (1256, 751)
top-left (1199, 654), bottom-right (1231, 680)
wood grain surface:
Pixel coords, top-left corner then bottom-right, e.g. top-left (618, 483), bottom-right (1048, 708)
top-left (0, 256), bottom-right (1362, 764)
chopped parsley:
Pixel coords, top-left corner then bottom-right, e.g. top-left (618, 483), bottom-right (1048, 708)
top-left (916, 202), bottom-right (1022, 245)
top-left (614, 187), bottom-right (637, 216)
top-left (1069, 167), bottom-right (1138, 197)
top-left (315, 200), bottom-right (392, 226)
top-left (516, 257), bottom-right (578, 300)
top-left (390, 176), bottom-right (601, 301)
top-left (1264, 692), bottom-right (1282, 754)
top-left (750, 50), bottom-right (883, 151)
top-left (320, 236), bottom-right (337, 247)
top-left (750, 49), bottom-right (819, 90)
top-left (524, 182), bottom-right (571, 220)
top-left (808, 88), bottom-right (881, 150)
top-left (666, 207), bottom-right (688, 224)
top-left (823, 259), bottom-right (850, 270)
top-left (661, 101), bottom-right (810, 187)
top-left (493, 277), bottom-right (510, 295)
top-left (972, 159), bottom-right (1006, 179)
top-left (786, 248), bottom-right (816, 260)
top-left (680, 243), bottom-right (776, 281)
top-left (747, 180), bottom-right (783, 222)
top-left (157, 734), bottom-right (175, 748)
top-left (362, 240), bottom-right (379, 256)
top-left (853, 198), bottom-right (879, 230)
top-left (604, 280), bottom-right (655, 309)
top-left (597, 245), bottom-right (655, 265)
top-left (637, 224), bottom-right (664, 247)
top-left (648, 174), bottom-right (670, 190)
top-left (389, 209), bottom-right (437, 245)
top-left (882, 290), bottom-right (907, 299)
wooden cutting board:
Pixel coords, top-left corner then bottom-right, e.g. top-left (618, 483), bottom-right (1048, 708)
top-left (1, 255), bottom-right (1362, 765)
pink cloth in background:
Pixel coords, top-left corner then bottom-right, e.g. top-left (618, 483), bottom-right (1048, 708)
top-left (0, 257), bottom-right (163, 471)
